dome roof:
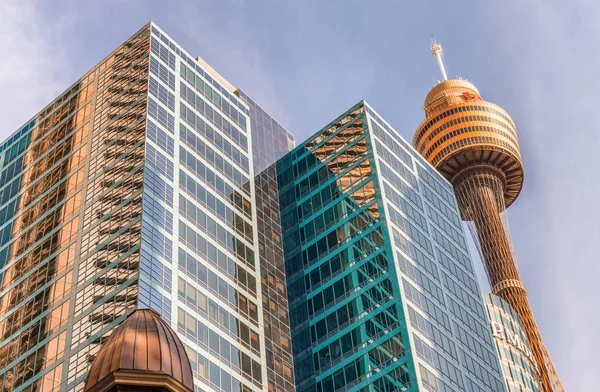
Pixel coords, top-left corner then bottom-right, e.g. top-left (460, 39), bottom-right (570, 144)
top-left (85, 309), bottom-right (194, 392)
top-left (423, 79), bottom-right (480, 114)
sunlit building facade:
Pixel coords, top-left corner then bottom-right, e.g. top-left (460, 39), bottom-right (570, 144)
top-left (483, 293), bottom-right (541, 392)
top-left (278, 101), bottom-right (506, 392)
top-left (0, 22), bottom-right (294, 392)
top-left (0, 26), bottom-right (150, 392)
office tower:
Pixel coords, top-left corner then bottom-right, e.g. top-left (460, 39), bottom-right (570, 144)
top-left (84, 308), bottom-right (194, 392)
top-left (412, 42), bottom-right (563, 391)
top-left (236, 90), bottom-right (296, 392)
top-left (0, 25), bottom-right (150, 392)
top-left (278, 101), bottom-right (506, 392)
top-left (483, 294), bottom-right (541, 392)
top-left (0, 22), bottom-right (294, 392)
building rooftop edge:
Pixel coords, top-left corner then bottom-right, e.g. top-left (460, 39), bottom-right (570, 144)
top-left (362, 100), bottom-right (454, 188)
top-left (195, 55), bottom-right (237, 93)
top-left (149, 22), bottom-right (249, 111)
top-left (1, 21), bottom-right (254, 153)
top-left (0, 22), bottom-right (154, 151)
top-left (289, 100), bottom-right (365, 154)
top-left (235, 88), bottom-right (295, 144)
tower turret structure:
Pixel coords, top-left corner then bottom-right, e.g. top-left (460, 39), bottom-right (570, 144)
top-left (413, 42), bottom-right (564, 392)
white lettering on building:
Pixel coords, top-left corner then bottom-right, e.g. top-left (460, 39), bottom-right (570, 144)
top-left (490, 321), bottom-right (536, 363)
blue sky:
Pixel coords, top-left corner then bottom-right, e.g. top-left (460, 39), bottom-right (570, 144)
top-left (1, 1), bottom-right (597, 390)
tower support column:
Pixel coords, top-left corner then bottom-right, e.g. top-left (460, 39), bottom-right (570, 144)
top-left (453, 166), bottom-right (558, 392)
top-left (453, 167), bottom-right (521, 289)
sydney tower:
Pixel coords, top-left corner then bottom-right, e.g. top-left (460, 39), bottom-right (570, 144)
top-left (413, 42), bottom-right (563, 392)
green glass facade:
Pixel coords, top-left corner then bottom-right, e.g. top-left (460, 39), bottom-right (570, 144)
top-left (278, 102), bottom-right (507, 392)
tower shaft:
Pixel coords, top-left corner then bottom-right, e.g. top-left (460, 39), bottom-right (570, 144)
top-left (453, 167), bottom-right (564, 392)
top-left (453, 167), bottom-right (522, 291)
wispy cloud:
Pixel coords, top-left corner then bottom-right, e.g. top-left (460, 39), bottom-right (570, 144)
top-left (0, 0), bottom-right (74, 137)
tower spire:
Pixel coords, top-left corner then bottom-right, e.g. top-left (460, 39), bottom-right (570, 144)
top-left (430, 38), bottom-right (448, 81)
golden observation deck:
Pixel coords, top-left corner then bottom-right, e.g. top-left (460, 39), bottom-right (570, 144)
top-left (414, 79), bottom-right (523, 212)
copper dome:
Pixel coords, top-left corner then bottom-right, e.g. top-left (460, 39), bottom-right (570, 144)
top-left (84, 309), bottom-right (194, 392)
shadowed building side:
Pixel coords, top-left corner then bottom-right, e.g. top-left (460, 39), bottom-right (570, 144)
top-left (413, 41), bottom-right (563, 392)
top-left (235, 89), bottom-right (297, 392)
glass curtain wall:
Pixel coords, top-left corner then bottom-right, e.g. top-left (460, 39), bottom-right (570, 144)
top-left (278, 103), bottom-right (414, 392)
top-left (0, 25), bottom-right (151, 392)
top-left (237, 89), bottom-right (296, 392)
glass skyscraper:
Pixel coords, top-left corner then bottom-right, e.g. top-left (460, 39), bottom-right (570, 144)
top-left (277, 101), bottom-right (507, 392)
top-left (483, 293), bottom-right (541, 392)
top-left (0, 22), bottom-right (295, 392)
top-left (236, 90), bottom-right (296, 392)
top-left (0, 25), bottom-right (151, 392)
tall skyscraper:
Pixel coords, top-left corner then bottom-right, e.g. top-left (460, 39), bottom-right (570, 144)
top-left (236, 90), bottom-right (296, 392)
top-left (483, 293), bottom-right (541, 392)
top-left (412, 42), bottom-right (563, 391)
top-left (278, 101), bottom-right (506, 391)
top-left (0, 22), bottom-right (295, 392)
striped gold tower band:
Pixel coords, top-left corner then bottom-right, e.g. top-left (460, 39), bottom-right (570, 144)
top-left (492, 279), bottom-right (526, 294)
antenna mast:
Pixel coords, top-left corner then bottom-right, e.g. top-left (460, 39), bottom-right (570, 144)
top-left (430, 39), bottom-right (448, 81)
